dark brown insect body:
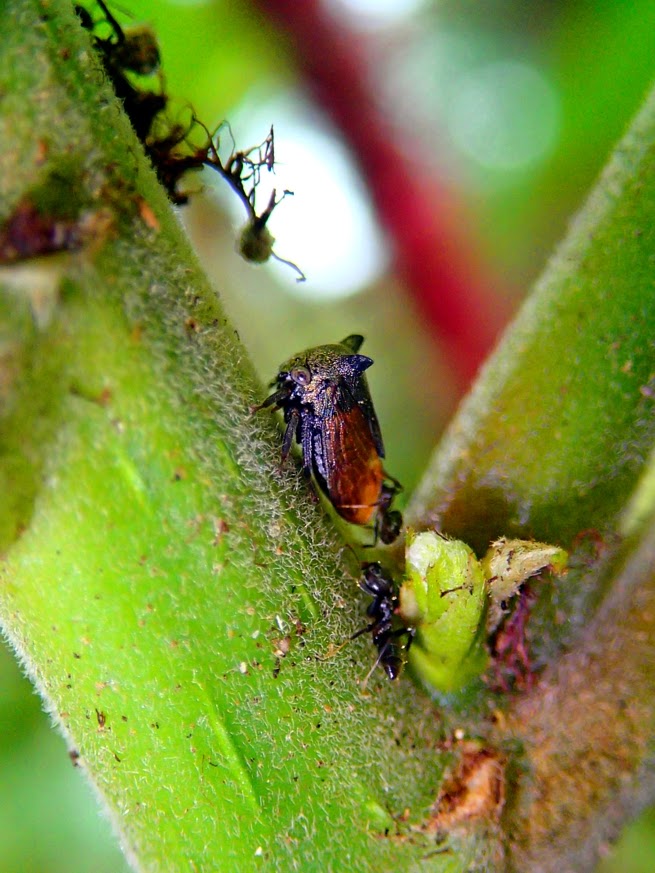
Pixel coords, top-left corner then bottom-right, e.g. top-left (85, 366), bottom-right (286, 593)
top-left (260, 335), bottom-right (402, 544)
top-left (77, 1), bottom-right (167, 141)
top-left (352, 563), bottom-right (414, 679)
top-left (77, 2), bottom-right (209, 203)
top-left (77, 1), bottom-right (161, 76)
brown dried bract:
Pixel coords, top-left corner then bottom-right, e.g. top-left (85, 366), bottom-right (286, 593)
top-left (0, 199), bottom-right (83, 263)
top-left (0, 199), bottom-right (112, 264)
top-left (137, 197), bottom-right (159, 230)
top-left (487, 583), bottom-right (539, 692)
top-left (421, 741), bottom-right (505, 835)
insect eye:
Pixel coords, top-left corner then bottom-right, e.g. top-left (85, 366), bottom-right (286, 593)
top-left (290, 366), bottom-right (311, 386)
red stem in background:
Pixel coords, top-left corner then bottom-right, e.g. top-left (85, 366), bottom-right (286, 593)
top-left (253, 0), bottom-right (513, 390)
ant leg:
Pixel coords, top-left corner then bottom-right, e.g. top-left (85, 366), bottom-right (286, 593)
top-left (350, 618), bottom-right (380, 642)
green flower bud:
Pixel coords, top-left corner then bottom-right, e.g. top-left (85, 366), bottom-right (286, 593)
top-left (400, 530), bottom-right (488, 693)
top-left (239, 222), bottom-right (275, 264)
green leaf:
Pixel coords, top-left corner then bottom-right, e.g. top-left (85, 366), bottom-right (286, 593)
top-left (401, 531), bottom-right (487, 693)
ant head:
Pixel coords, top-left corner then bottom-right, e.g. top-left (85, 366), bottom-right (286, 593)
top-left (360, 562), bottom-right (394, 597)
top-left (379, 509), bottom-right (403, 545)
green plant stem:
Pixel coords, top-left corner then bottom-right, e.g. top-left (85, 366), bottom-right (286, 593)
top-left (3, 3), bottom-right (655, 872)
top-left (408, 85), bottom-right (655, 552)
top-left (505, 513), bottom-right (655, 872)
top-left (407, 81), bottom-right (655, 870)
top-left (0, 4), bottom-right (464, 871)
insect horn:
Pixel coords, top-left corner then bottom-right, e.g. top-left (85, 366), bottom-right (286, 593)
top-left (340, 335), bottom-right (365, 353)
top-left (345, 354), bottom-right (374, 374)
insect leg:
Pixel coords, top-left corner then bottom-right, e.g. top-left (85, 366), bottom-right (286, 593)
top-left (281, 407), bottom-right (300, 460)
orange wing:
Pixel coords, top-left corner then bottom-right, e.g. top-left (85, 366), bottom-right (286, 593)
top-left (319, 405), bottom-right (383, 525)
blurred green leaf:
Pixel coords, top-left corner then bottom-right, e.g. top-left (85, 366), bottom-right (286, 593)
top-left (0, 643), bottom-right (131, 873)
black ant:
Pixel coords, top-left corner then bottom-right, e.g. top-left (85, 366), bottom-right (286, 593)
top-left (352, 563), bottom-right (414, 680)
top-left (77, 0), bottom-right (161, 75)
top-left (76, 1), bottom-right (167, 142)
top-left (77, 2), bottom-right (208, 202)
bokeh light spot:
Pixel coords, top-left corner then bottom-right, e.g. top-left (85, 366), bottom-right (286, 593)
top-left (448, 60), bottom-right (560, 171)
top-left (327, 0), bottom-right (427, 28)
